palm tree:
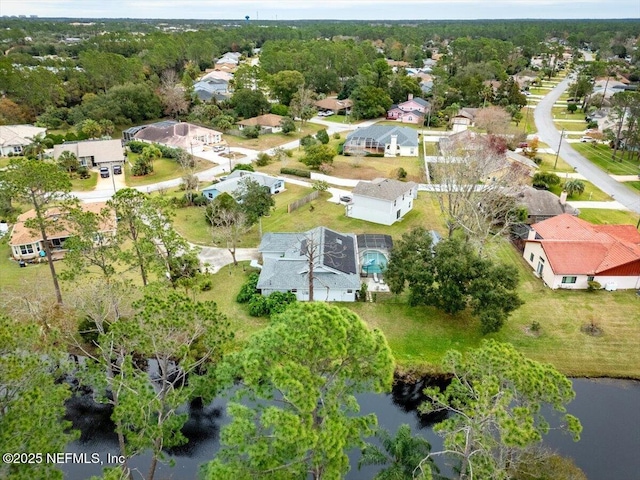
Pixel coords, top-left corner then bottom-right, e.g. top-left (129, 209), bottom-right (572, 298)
top-left (57, 150), bottom-right (79, 173)
top-left (23, 133), bottom-right (53, 160)
top-left (564, 179), bottom-right (585, 198)
top-left (359, 424), bottom-right (437, 479)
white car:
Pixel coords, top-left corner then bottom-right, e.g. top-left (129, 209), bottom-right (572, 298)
top-left (580, 136), bottom-right (593, 143)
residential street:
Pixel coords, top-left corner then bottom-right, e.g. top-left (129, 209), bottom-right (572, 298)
top-left (533, 77), bottom-right (640, 214)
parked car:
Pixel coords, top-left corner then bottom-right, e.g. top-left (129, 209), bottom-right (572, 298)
top-left (100, 167), bottom-right (110, 178)
top-left (518, 142), bottom-right (529, 149)
top-left (213, 145), bottom-right (226, 152)
top-left (339, 195), bottom-right (352, 203)
top-left (112, 164), bottom-right (122, 175)
top-left (580, 136), bottom-right (593, 142)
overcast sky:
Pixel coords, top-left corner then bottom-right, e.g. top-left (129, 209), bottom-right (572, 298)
top-left (0, 0), bottom-right (638, 20)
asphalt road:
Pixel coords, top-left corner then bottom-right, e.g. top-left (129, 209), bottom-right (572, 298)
top-left (533, 77), bottom-right (640, 214)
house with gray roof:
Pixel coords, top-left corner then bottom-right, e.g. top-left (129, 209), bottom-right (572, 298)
top-left (133, 122), bottom-right (222, 150)
top-left (201, 171), bottom-right (284, 201)
top-left (122, 120), bottom-right (178, 142)
top-left (347, 178), bottom-right (417, 225)
top-left (505, 186), bottom-right (579, 224)
top-left (53, 139), bottom-right (124, 167)
top-left (343, 125), bottom-right (419, 157)
top-left (257, 226), bottom-right (360, 302)
top-left (193, 77), bottom-right (230, 102)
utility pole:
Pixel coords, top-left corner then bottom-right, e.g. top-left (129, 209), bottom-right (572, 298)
top-left (554, 128), bottom-right (565, 170)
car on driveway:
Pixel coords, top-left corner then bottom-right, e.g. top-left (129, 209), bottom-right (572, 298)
top-left (112, 164), bottom-right (122, 175)
top-left (339, 195), bottom-right (352, 203)
top-left (100, 167), bottom-right (110, 178)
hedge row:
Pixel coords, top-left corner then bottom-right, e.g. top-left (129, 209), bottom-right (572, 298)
top-left (280, 167), bottom-right (311, 178)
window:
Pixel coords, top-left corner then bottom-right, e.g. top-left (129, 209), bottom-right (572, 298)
top-left (587, 276), bottom-right (595, 282)
top-left (347, 289), bottom-right (353, 293)
top-left (396, 209), bottom-right (401, 219)
top-left (19, 244), bottom-right (34, 255)
top-left (13, 146), bottom-right (23, 153)
top-left (529, 253), bottom-right (534, 262)
top-left (290, 289), bottom-right (297, 293)
top-left (561, 276), bottom-right (577, 284)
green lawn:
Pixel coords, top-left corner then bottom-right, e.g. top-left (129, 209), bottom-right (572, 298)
top-left (571, 143), bottom-right (640, 176)
top-left (578, 208), bottom-right (640, 226)
top-left (124, 155), bottom-right (211, 187)
top-left (551, 107), bottom-right (584, 121)
top-left (626, 181), bottom-right (640, 192)
top-left (0, 157), bottom-right (10, 168)
top-left (536, 152), bottom-right (574, 173)
top-left (224, 123), bottom-right (322, 150)
top-left (548, 180), bottom-right (611, 202)
top-left (70, 171), bottom-right (98, 191)
top-left (553, 121), bottom-right (587, 132)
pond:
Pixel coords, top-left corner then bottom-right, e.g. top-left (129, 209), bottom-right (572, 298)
top-left (63, 377), bottom-right (640, 479)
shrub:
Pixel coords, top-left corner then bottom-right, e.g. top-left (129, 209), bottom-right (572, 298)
top-left (359, 282), bottom-right (368, 302)
top-left (567, 103), bottom-right (578, 113)
top-left (300, 134), bottom-right (318, 148)
top-left (243, 125), bottom-right (260, 139)
top-left (232, 163), bottom-right (255, 172)
top-left (318, 163), bottom-right (334, 174)
top-left (396, 167), bottom-right (407, 180)
top-left (280, 167), bottom-right (311, 178)
top-left (266, 291), bottom-right (297, 316)
top-left (248, 295), bottom-right (270, 317)
top-left (530, 320), bottom-right (541, 332)
top-left (587, 280), bottom-right (602, 291)
top-left (315, 129), bottom-right (330, 144)
top-left (192, 194), bottom-right (208, 207)
top-left (532, 172), bottom-right (560, 190)
top-left (255, 152), bottom-right (272, 167)
top-left (333, 132), bottom-right (341, 140)
top-left (127, 140), bottom-right (147, 154)
top-left (77, 166), bottom-right (90, 179)
top-left (533, 156), bottom-right (543, 165)
top-left (131, 156), bottom-right (153, 176)
top-left (200, 278), bottom-right (213, 291)
top-left (586, 121), bottom-right (598, 129)
top-left (237, 273), bottom-right (259, 303)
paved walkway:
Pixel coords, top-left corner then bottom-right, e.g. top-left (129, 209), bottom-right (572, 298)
top-left (610, 175), bottom-right (640, 182)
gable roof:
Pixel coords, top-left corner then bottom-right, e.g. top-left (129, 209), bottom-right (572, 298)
top-left (353, 178), bottom-right (416, 201)
top-left (400, 97), bottom-right (429, 108)
top-left (203, 171), bottom-right (282, 196)
top-left (345, 125), bottom-right (418, 147)
top-left (529, 214), bottom-right (640, 275)
top-left (0, 125), bottom-right (47, 148)
top-left (53, 139), bottom-right (124, 162)
top-left (237, 114), bottom-right (284, 128)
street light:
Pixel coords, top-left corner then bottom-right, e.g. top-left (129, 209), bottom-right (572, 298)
top-left (554, 128), bottom-right (566, 170)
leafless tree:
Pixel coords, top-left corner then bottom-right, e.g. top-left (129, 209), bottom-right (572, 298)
top-left (205, 204), bottom-right (250, 266)
top-left (158, 69), bottom-right (190, 119)
top-left (474, 106), bottom-right (512, 135)
top-left (298, 229), bottom-right (350, 301)
top-left (433, 135), bottom-right (530, 251)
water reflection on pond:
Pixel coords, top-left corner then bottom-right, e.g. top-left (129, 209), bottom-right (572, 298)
top-left (64, 377), bottom-right (640, 479)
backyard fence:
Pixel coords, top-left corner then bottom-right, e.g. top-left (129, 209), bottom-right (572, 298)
top-left (288, 190), bottom-right (319, 213)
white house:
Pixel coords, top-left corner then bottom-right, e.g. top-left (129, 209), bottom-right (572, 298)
top-left (347, 178), bottom-right (417, 226)
top-left (201, 171), bottom-right (284, 201)
top-left (343, 125), bottom-right (419, 157)
top-left (257, 227), bottom-right (360, 302)
top-left (0, 125), bottom-right (47, 156)
top-left (53, 139), bottom-right (125, 167)
top-left (523, 214), bottom-right (640, 290)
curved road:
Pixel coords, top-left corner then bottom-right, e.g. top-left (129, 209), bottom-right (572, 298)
top-left (533, 77), bottom-right (640, 214)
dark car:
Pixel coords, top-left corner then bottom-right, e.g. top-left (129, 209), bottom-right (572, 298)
top-left (339, 195), bottom-right (352, 203)
top-left (112, 164), bottom-right (122, 175)
top-left (99, 167), bottom-right (110, 178)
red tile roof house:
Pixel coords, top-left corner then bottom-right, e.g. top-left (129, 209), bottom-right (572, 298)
top-left (523, 214), bottom-right (640, 290)
top-left (386, 94), bottom-right (430, 125)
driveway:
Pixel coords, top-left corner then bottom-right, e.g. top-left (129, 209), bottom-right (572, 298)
top-left (533, 77), bottom-right (640, 214)
top-left (197, 246), bottom-right (260, 273)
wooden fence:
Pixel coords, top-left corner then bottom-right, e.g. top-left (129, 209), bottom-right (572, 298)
top-left (287, 190), bottom-right (319, 213)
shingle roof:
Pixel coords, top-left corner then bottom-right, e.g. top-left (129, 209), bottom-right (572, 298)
top-left (529, 214), bottom-right (640, 275)
top-left (53, 139), bottom-right (124, 163)
top-left (226, 170), bottom-right (281, 188)
top-left (0, 125), bottom-right (47, 147)
top-left (314, 98), bottom-right (353, 111)
top-left (9, 202), bottom-right (116, 247)
top-left (353, 178), bottom-right (416, 201)
top-left (237, 114), bottom-right (284, 128)
top-left (257, 227), bottom-right (360, 291)
top-left (345, 125), bottom-right (418, 147)
top-left (133, 122), bottom-right (221, 149)
top-left (506, 186), bottom-right (579, 218)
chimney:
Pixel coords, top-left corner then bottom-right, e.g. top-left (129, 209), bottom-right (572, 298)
top-left (408, 93), bottom-right (414, 101)
top-left (560, 191), bottom-right (567, 205)
top-left (387, 135), bottom-right (398, 157)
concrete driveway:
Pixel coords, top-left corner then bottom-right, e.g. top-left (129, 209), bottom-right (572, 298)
top-left (197, 246), bottom-right (260, 273)
top-left (533, 77), bottom-right (640, 214)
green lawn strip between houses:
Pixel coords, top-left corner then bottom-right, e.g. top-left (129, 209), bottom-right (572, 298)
top-left (571, 143), bottom-right (640, 176)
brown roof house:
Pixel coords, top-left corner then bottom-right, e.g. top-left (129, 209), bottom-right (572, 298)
top-left (314, 98), bottom-right (353, 115)
top-left (237, 114), bottom-right (285, 134)
top-left (134, 122), bottom-right (223, 150)
top-left (346, 178), bottom-right (417, 226)
top-left (506, 186), bottom-right (579, 224)
top-left (9, 202), bottom-right (117, 261)
top-left (523, 214), bottom-right (640, 290)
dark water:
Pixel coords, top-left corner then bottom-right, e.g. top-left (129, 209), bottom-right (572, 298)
top-left (63, 378), bottom-right (640, 479)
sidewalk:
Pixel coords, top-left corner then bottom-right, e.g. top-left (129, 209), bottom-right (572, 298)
top-left (567, 200), bottom-right (629, 210)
